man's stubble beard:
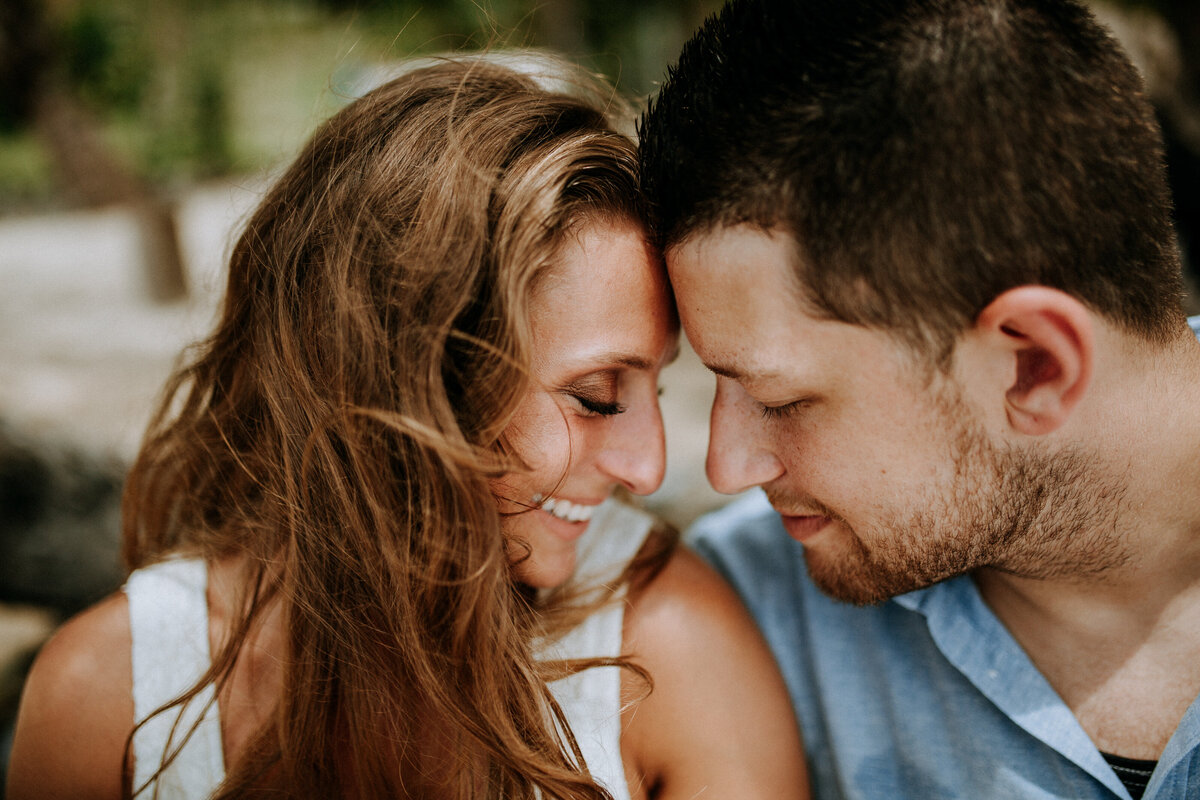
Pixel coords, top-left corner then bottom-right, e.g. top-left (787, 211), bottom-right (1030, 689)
top-left (791, 392), bottom-right (1129, 606)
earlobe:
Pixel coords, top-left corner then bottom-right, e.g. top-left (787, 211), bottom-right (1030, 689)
top-left (974, 287), bottom-right (1094, 436)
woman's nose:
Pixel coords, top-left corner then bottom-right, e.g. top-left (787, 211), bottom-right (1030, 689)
top-left (595, 389), bottom-right (667, 496)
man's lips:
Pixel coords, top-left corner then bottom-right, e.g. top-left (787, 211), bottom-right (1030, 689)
top-left (778, 513), bottom-right (833, 543)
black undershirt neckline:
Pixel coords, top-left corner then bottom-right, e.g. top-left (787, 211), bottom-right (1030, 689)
top-left (1100, 751), bottom-right (1157, 799)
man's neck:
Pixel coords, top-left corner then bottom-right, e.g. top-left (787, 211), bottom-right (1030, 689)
top-left (973, 561), bottom-right (1200, 759)
top-left (970, 328), bottom-right (1200, 758)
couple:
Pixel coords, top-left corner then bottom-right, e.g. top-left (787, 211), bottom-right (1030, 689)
top-left (10, 0), bottom-right (1200, 798)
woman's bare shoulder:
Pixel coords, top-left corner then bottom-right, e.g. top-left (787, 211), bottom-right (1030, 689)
top-left (626, 545), bottom-right (740, 628)
top-left (6, 592), bottom-right (134, 800)
top-left (621, 546), bottom-right (810, 800)
top-left (623, 544), bottom-right (775, 666)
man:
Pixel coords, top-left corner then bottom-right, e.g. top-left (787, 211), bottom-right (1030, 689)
top-left (638, 0), bottom-right (1200, 797)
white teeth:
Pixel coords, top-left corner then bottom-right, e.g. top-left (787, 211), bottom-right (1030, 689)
top-left (532, 494), bottom-right (599, 522)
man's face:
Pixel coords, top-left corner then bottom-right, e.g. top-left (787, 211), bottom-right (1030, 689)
top-left (668, 225), bottom-right (1125, 604)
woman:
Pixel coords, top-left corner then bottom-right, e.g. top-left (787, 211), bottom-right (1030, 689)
top-left (7, 55), bottom-right (807, 800)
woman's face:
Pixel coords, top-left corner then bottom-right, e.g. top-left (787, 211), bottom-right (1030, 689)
top-left (494, 217), bottom-right (678, 589)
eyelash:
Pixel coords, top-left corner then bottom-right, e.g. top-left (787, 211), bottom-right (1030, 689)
top-left (573, 394), bottom-right (627, 417)
top-left (760, 399), bottom-right (809, 420)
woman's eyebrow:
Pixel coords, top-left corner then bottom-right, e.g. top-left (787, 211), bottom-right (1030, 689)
top-left (589, 352), bottom-right (656, 370)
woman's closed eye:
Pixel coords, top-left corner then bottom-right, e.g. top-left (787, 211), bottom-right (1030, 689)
top-left (573, 394), bottom-right (626, 416)
top-left (563, 373), bottom-right (626, 417)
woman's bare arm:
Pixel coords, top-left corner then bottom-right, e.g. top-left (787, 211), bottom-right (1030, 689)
top-left (6, 593), bottom-right (134, 800)
top-left (620, 546), bottom-right (810, 800)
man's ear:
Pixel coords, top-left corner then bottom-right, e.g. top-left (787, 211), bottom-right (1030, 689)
top-left (973, 287), bottom-right (1094, 436)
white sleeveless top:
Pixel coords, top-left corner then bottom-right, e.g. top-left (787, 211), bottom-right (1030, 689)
top-left (126, 499), bottom-right (654, 799)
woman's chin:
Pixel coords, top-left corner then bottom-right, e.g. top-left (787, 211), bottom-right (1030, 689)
top-left (505, 507), bottom-right (594, 590)
top-left (510, 548), bottom-right (579, 591)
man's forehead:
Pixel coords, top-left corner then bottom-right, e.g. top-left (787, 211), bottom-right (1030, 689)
top-left (666, 223), bottom-right (801, 271)
top-left (663, 225), bottom-right (818, 382)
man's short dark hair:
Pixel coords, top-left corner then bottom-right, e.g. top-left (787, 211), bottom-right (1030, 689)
top-left (640, 0), bottom-right (1186, 358)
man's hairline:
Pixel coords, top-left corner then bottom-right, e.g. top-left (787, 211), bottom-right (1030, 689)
top-left (662, 217), bottom-right (786, 260)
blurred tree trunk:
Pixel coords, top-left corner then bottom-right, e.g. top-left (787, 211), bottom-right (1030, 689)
top-left (2, 0), bottom-right (188, 302)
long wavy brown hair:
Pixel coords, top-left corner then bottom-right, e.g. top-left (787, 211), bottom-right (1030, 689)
top-left (121, 54), bottom-right (671, 799)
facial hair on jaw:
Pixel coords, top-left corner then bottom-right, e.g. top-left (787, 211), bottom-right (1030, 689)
top-left (783, 393), bottom-right (1129, 607)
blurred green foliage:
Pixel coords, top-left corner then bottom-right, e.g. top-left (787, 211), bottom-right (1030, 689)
top-left (63, 1), bottom-right (152, 113)
top-left (0, 0), bottom-right (720, 210)
top-left (7, 0), bottom-right (1188, 214)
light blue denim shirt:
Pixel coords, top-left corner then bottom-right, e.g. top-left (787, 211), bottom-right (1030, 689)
top-left (688, 316), bottom-right (1200, 800)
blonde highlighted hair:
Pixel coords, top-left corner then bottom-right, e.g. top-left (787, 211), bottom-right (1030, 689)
top-left (122, 53), bottom-right (668, 799)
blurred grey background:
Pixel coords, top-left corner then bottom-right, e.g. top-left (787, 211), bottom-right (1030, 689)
top-left (1, 0), bottom-right (1198, 790)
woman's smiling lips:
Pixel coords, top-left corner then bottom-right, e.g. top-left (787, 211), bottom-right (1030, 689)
top-left (531, 494), bottom-right (605, 539)
top-left (534, 494), bottom-right (600, 522)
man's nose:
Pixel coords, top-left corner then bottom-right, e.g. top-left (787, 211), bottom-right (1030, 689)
top-left (705, 377), bottom-right (784, 494)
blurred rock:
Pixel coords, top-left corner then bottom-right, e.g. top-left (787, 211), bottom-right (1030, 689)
top-left (0, 420), bottom-right (124, 616)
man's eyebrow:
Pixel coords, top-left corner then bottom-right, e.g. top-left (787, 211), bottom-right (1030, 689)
top-left (706, 361), bottom-right (784, 384)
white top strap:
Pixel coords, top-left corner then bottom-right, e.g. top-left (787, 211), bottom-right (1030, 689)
top-left (543, 499), bottom-right (656, 800)
top-left (122, 500), bottom-right (654, 800)
top-left (126, 557), bottom-right (225, 799)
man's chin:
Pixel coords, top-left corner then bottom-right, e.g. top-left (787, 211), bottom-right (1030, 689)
top-left (803, 543), bottom-right (934, 606)
top-left (807, 566), bottom-right (898, 606)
